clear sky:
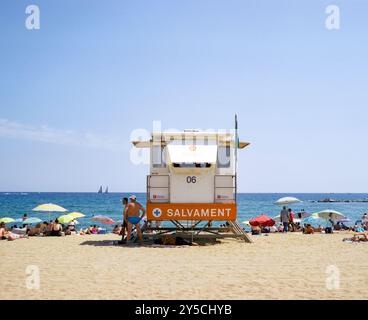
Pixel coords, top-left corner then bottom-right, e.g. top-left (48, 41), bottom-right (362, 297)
top-left (0, 0), bottom-right (367, 192)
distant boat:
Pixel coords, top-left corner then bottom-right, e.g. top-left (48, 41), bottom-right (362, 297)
top-left (98, 186), bottom-right (103, 194)
top-left (105, 187), bottom-right (109, 194)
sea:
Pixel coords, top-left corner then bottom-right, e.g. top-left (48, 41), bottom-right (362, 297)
top-left (1, 193), bottom-right (367, 230)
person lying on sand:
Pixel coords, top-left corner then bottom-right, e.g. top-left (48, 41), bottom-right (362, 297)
top-left (343, 233), bottom-right (368, 242)
top-left (0, 222), bottom-right (28, 241)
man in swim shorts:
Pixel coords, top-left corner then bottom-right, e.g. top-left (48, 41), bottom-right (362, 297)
top-left (124, 195), bottom-right (145, 243)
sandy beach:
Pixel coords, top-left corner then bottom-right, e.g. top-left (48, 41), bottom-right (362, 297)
top-left (1, 232), bottom-right (368, 300)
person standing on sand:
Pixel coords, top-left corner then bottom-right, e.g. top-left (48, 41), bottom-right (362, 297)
top-left (125, 195), bottom-right (145, 243)
top-left (119, 197), bottom-right (129, 243)
top-left (288, 208), bottom-right (295, 232)
top-left (280, 206), bottom-right (290, 233)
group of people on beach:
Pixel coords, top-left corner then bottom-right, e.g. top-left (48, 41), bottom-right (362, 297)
top-left (3, 196), bottom-right (368, 244)
top-left (0, 194), bottom-right (147, 243)
top-left (0, 215), bottom-right (76, 240)
top-left (250, 207), bottom-right (368, 240)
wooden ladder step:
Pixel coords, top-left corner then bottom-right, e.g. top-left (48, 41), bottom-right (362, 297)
top-left (229, 220), bottom-right (253, 243)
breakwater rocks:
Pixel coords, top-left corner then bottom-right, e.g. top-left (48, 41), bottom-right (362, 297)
top-left (310, 198), bottom-right (368, 203)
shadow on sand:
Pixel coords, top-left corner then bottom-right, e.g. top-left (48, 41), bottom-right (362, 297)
top-left (79, 239), bottom-right (221, 248)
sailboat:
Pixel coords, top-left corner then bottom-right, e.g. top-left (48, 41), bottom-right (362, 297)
top-left (98, 186), bottom-right (103, 194)
top-left (105, 186), bottom-right (109, 194)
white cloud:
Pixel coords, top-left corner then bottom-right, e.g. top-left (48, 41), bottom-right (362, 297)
top-left (0, 118), bottom-right (124, 151)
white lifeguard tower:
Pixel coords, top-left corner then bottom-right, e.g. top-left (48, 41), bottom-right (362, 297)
top-left (132, 116), bottom-right (252, 243)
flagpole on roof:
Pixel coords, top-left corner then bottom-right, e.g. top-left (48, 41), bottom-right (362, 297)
top-left (235, 114), bottom-right (238, 201)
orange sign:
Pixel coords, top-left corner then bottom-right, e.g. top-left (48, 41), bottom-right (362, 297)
top-left (146, 203), bottom-right (237, 221)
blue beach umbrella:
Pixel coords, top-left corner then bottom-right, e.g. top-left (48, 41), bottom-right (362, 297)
top-left (302, 215), bottom-right (324, 226)
top-left (23, 217), bottom-right (42, 225)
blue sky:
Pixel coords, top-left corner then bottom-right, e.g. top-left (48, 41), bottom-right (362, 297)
top-left (0, 0), bottom-right (367, 192)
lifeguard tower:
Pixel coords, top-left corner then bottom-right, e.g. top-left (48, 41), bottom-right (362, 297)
top-left (132, 116), bottom-right (252, 243)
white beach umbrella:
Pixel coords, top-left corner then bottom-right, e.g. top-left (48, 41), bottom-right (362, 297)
top-left (314, 210), bottom-right (345, 221)
top-left (274, 197), bottom-right (302, 205)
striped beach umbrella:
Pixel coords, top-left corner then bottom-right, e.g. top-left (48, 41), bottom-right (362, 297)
top-left (68, 212), bottom-right (86, 219)
top-left (313, 210), bottom-right (345, 221)
top-left (33, 203), bottom-right (68, 220)
top-left (91, 215), bottom-right (115, 225)
top-left (57, 214), bottom-right (75, 224)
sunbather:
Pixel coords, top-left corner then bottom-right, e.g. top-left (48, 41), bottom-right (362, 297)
top-left (251, 224), bottom-right (261, 235)
top-left (0, 222), bottom-right (7, 240)
top-left (50, 219), bottom-right (62, 236)
top-left (303, 224), bottom-right (314, 234)
top-left (343, 233), bottom-right (368, 242)
top-left (0, 222), bottom-right (28, 241)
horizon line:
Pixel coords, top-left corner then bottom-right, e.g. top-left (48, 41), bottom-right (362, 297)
top-left (1, 191), bottom-right (367, 194)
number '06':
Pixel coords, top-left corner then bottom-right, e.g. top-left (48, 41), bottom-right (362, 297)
top-left (186, 176), bottom-right (196, 183)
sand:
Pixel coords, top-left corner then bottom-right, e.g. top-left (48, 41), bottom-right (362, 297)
top-left (1, 232), bottom-right (368, 300)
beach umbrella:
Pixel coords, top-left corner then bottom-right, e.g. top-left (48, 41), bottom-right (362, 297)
top-left (249, 215), bottom-right (275, 227)
top-left (23, 217), bottom-right (42, 225)
top-left (274, 196), bottom-right (302, 205)
top-left (314, 210), bottom-right (345, 221)
top-left (91, 215), bottom-right (115, 225)
top-left (242, 220), bottom-right (250, 226)
top-left (33, 203), bottom-right (68, 220)
top-left (301, 215), bottom-right (323, 225)
top-left (57, 214), bottom-right (75, 224)
top-left (68, 212), bottom-right (85, 219)
top-left (0, 217), bottom-right (15, 224)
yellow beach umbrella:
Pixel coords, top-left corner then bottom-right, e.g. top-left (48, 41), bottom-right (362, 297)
top-left (33, 203), bottom-right (68, 221)
top-left (0, 217), bottom-right (15, 224)
top-left (68, 212), bottom-right (85, 219)
top-left (57, 214), bottom-right (74, 224)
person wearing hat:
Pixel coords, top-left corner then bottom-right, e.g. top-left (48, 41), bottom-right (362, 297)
top-left (124, 195), bottom-right (145, 243)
